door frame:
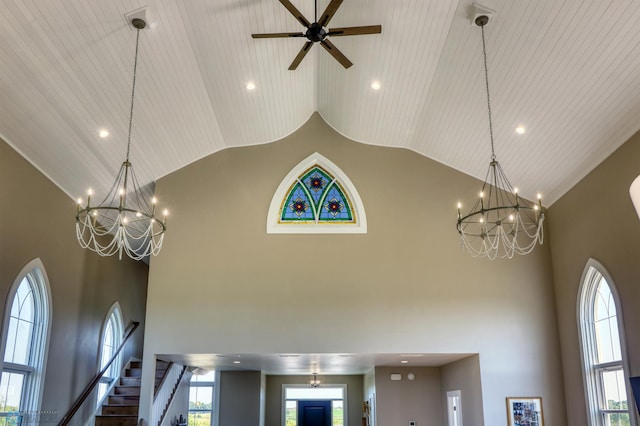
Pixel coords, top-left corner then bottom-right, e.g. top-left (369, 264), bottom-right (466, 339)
top-left (282, 384), bottom-right (348, 426)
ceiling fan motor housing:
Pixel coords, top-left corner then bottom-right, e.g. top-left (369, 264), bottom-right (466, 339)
top-left (306, 23), bottom-right (327, 42)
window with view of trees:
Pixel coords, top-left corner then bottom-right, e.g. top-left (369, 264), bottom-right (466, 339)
top-left (189, 371), bottom-right (215, 426)
top-left (0, 260), bottom-right (51, 426)
top-left (579, 260), bottom-right (635, 426)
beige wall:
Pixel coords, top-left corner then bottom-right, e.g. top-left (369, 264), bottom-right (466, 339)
top-left (0, 138), bottom-right (149, 423)
top-left (219, 371), bottom-right (263, 426)
top-left (375, 366), bottom-right (443, 426)
top-left (140, 114), bottom-right (565, 425)
top-left (440, 355), bottom-right (483, 426)
top-left (548, 130), bottom-right (640, 425)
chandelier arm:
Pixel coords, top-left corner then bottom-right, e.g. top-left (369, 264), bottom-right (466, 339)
top-left (127, 164), bottom-right (153, 213)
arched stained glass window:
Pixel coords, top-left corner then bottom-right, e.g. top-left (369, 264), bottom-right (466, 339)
top-left (281, 167), bottom-right (353, 223)
top-left (578, 259), bottom-right (635, 426)
top-left (268, 153), bottom-right (366, 234)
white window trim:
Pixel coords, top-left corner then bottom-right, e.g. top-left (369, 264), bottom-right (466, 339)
top-left (577, 258), bottom-right (637, 426)
top-left (267, 152), bottom-right (367, 234)
top-left (0, 258), bottom-right (52, 416)
top-left (96, 301), bottom-right (124, 407)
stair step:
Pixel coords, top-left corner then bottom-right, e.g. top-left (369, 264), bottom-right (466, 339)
top-left (108, 395), bottom-right (140, 405)
top-left (124, 367), bottom-right (165, 379)
top-left (125, 368), bottom-right (142, 378)
top-left (120, 377), bottom-right (141, 386)
top-left (130, 361), bottom-right (142, 369)
top-left (95, 414), bottom-right (138, 426)
top-left (114, 386), bottom-right (140, 396)
top-left (102, 404), bottom-right (139, 416)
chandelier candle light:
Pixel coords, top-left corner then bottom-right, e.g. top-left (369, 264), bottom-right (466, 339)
top-left (456, 11), bottom-right (544, 259)
top-left (310, 373), bottom-right (321, 388)
top-left (76, 17), bottom-right (167, 261)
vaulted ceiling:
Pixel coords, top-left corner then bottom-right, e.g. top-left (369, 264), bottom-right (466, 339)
top-left (3, 0), bottom-right (640, 207)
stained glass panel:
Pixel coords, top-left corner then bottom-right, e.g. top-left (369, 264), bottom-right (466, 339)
top-left (301, 167), bottom-right (332, 207)
top-left (319, 184), bottom-right (353, 221)
top-left (281, 183), bottom-right (314, 221)
top-left (279, 166), bottom-right (355, 224)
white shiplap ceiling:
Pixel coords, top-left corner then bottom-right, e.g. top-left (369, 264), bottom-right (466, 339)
top-left (3, 0), bottom-right (640, 207)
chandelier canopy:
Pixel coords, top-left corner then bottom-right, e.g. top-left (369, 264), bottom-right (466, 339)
top-left (76, 17), bottom-right (167, 261)
top-left (456, 11), bottom-right (544, 259)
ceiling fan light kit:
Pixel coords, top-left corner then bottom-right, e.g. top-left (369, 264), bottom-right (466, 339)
top-left (456, 5), bottom-right (544, 259)
top-left (252, 0), bottom-right (382, 70)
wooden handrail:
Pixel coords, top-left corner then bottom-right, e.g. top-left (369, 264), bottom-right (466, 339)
top-left (57, 321), bottom-right (140, 426)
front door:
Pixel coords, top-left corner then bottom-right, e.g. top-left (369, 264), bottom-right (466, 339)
top-left (298, 400), bottom-right (332, 426)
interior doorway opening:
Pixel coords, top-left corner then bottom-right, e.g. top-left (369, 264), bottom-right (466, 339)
top-left (283, 385), bottom-right (347, 426)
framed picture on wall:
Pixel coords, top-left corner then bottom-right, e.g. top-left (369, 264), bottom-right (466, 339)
top-left (506, 397), bottom-right (544, 426)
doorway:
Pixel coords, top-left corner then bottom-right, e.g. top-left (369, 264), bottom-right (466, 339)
top-left (447, 390), bottom-right (463, 426)
top-left (283, 384), bottom-right (346, 426)
top-left (298, 400), bottom-right (332, 426)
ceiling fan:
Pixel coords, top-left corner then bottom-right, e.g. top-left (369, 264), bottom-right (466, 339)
top-left (251, 0), bottom-right (382, 70)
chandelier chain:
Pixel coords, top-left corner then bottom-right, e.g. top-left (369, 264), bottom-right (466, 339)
top-left (480, 23), bottom-right (496, 161)
top-left (126, 26), bottom-right (142, 164)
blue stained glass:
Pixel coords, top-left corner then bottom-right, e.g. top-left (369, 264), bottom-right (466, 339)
top-left (301, 168), bottom-right (332, 207)
top-left (281, 183), bottom-right (315, 221)
top-left (279, 164), bottom-right (356, 224)
top-left (319, 184), bottom-right (353, 221)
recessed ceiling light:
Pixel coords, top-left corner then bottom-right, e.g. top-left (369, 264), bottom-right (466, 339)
top-left (371, 81), bottom-right (381, 91)
top-left (233, 360), bottom-right (241, 364)
top-left (515, 125), bottom-right (526, 134)
top-left (246, 81), bottom-right (256, 91)
top-left (99, 129), bottom-right (109, 138)
top-left (400, 360), bottom-right (408, 364)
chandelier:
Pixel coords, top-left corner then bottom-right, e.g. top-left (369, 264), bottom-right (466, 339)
top-left (310, 373), bottom-right (321, 388)
top-left (76, 17), bottom-right (167, 261)
top-left (456, 12), bottom-right (544, 259)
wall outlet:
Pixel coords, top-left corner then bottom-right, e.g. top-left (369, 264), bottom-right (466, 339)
top-left (409, 421), bottom-right (416, 426)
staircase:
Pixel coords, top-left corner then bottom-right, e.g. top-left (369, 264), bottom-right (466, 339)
top-left (95, 359), bottom-right (169, 426)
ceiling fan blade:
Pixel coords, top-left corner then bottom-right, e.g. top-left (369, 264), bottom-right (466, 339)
top-left (279, 0), bottom-right (311, 28)
top-left (320, 39), bottom-right (353, 69)
top-left (318, 0), bottom-right (343, 28)
top-left (289, 41), bottom-right (314, 70)
top-left (252, 32), bottom-right (306, 39)
top-left (327, 25), bottom-right (382, 36)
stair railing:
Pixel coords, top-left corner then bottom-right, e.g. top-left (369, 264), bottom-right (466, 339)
top-left (151, 363), bottom-right (187, 426)
top-left (57, 321), bottom-right (140, 426)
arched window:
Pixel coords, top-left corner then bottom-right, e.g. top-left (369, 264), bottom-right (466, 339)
top-left (97, 303), bottom-right (124, 406)
top-left (578, 259), bottom-right (635, 426)
top-left (0, 259), bottom-right (51, 424)
top-left (267, 152), bottom-right (367, 234)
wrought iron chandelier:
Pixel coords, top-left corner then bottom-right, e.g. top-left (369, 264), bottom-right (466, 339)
top-left (76, 17), bottom-right (167, 261)
top-left (456, 13), bottom-right (544, 259)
